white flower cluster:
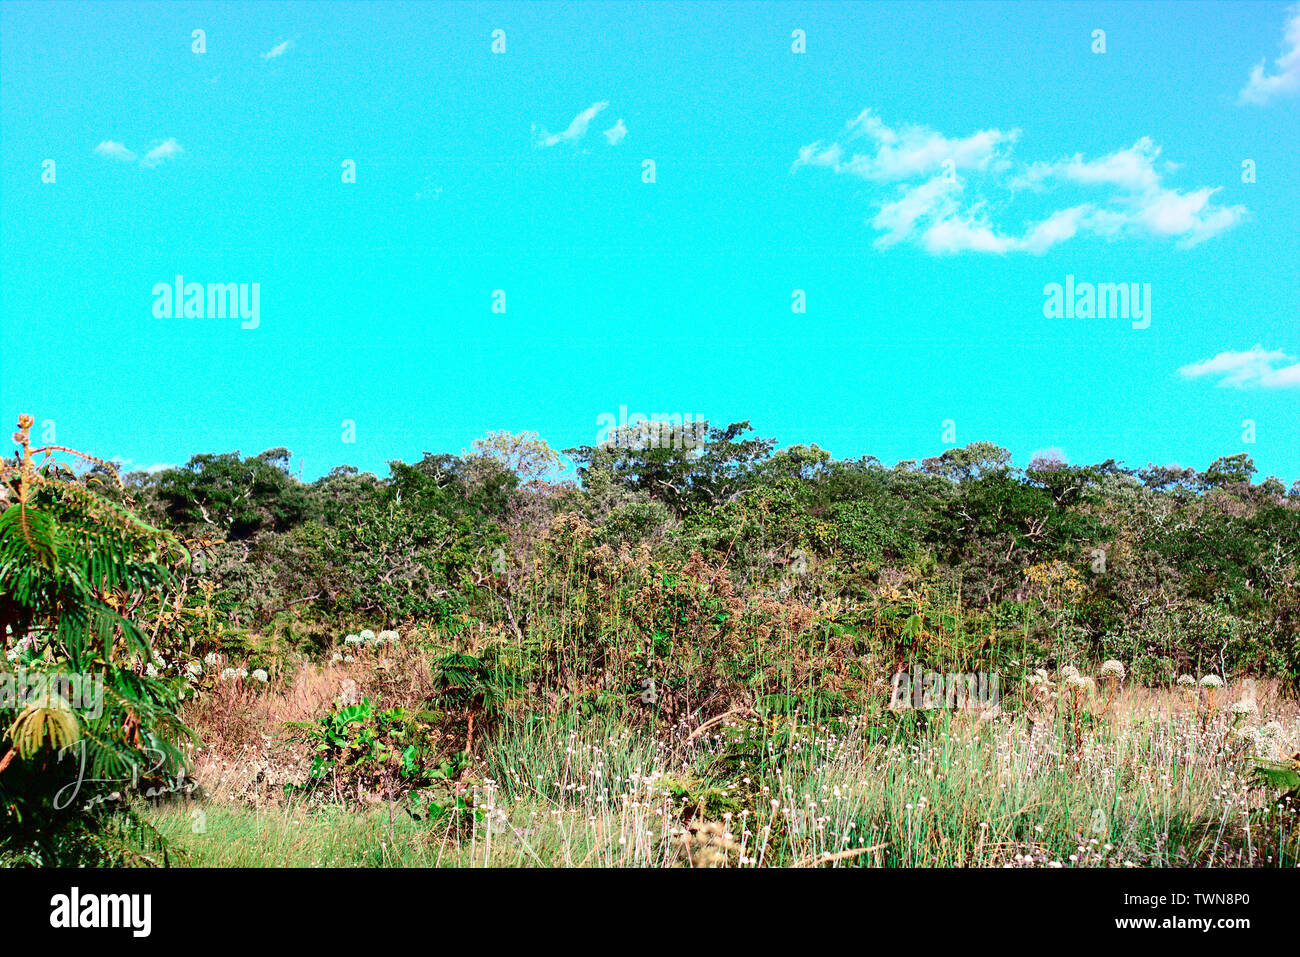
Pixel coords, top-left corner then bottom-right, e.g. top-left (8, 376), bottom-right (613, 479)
top-left (1238, 720), bottom-right (1289, 760)
top-left (214, 665), bottom-right (268, 683)
top-left (132, 653), bottom-right (172, 678)
top-left (1026, 662), bottom-right (1130, 695)
top-left (1065, 674), bottom-right (1095, 692)
top-left (343, 628), bottom-right (399, 647)
top-left (1174, 673), bottom-right (1223, 688)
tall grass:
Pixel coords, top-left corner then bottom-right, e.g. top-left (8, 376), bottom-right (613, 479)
top-left (148, 686), bottom-right (1299, 867)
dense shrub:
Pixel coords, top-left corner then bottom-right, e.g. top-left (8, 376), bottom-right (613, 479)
top-left (105, 425), bottom-right (1300, 694)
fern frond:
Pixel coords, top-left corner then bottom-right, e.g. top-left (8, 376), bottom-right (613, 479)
top-left (32, 445), bottom-right (124, 489)
top-left (7, 693), bottom-right (80, 760)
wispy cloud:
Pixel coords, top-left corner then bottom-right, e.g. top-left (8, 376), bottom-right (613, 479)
top-left (1179, 346), bottom-right (1300, 389)
top-left (1239, 4), bottom-right (1300, 104)
top-left (112, 459), bottom-right (176, 475)
top-left (1018, 138), bottom-right (1246, 248)
top-left (94, 138), bottom-right (182, 169)
top-left (141, 138), bottom-right (183, 168)
top-left (261, 38), bottom-right (293, 60)
top-left (533, 101), bottom-right (608, 148)
top-left (603, 118), bottom-right (628, 146)
top-left (93, 140), bottom-right (137, 162)
top-left (794, 109), bottom-right (1018, 181)
top-left (795, 112), bottom-right (1245, 254)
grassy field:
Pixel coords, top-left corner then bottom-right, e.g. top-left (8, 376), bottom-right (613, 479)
top-left (148, 682), bottom-right (1300, 868)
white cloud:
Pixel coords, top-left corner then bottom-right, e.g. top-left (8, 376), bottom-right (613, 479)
top-left (141, 138), bottom-right (183, 168)
top-left (793, 109), bottom-right (1018, 181)
top-left (1021, 137), bottom-right (1163, 192)
top-left (871, 176), bottom-right (962, 248)
top-left (1134, 185), bottom-right (1244, 247)
top-left (603, 118), bottom-right (628, 145)
top-left (94, 138), bottom-right (183, 169)
top-left (795, 114), bottom-right (1245, 254)
top-left (915, 202), bottom-right (1096, 254)
top-left (921, 214), bottom-right (1015, 254)
top-left (1239, 5), bottom-right (1300, 104)
top-left (93, 140), bottom-right (137, 162)
top-left (112, 459), bottom-right (176, 475)
top-left (262, 38), bottom-right (293, 60)
top-left (533, 101), bottom-right (608, 148)
top-left (1017, 205), bottom-right (1092, 254)
top-left (1023, 139), bottom-right (1247, 248)
top-left (1179, 346), bottom-right (1300, 388)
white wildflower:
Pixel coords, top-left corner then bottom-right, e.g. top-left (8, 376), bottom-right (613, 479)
top-left (1255, 721), bottom-right (1287, 760)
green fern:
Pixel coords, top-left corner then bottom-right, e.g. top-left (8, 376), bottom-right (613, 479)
top-left (0, 414), bottom-right (194, 865)
top-left (1253, 756), bottom-right (1300, 798)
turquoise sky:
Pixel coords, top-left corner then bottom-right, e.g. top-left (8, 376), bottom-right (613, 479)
top-left (2, 0), bottom-right (1298, 482)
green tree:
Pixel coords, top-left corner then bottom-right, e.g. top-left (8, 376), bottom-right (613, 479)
top-left (153, 448), bottom-right (312, 539)
top-left (566, 420), bottom-right (777, 516)
top-left (1200, 453), bottom-right (1256, 490)
top-left (468, 430), bottom-right (562, 484)
top-left (921, 442), bottom-right (1013, 483)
